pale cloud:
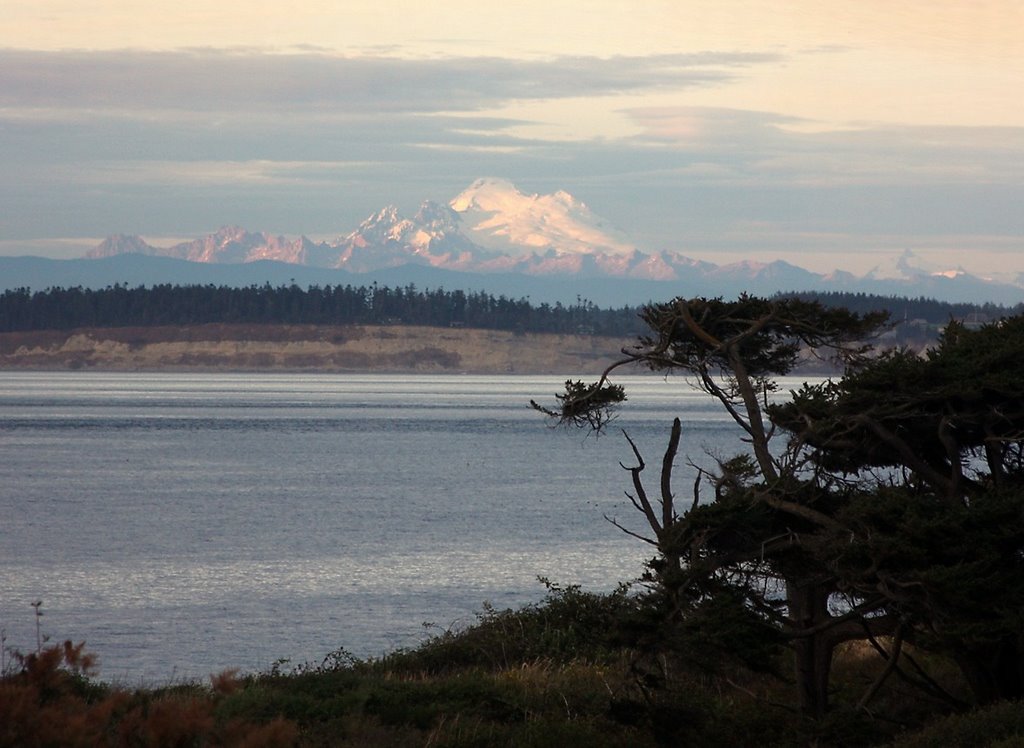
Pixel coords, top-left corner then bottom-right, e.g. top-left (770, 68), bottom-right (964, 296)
top-left (0, 49), bottom-right (768, 116)
top-left (28, 159), bottom-right (381, 187)
top-left (620, 107), bottom-right (1024, 186)
top-left (622, 106), bottom-right (799, 146)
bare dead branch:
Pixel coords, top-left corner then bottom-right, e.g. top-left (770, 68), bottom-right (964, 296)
top-left (620, 430), bottom-right (662, 534)
top-left (604, 515), bottom-right (659, 547)
top-left (660, 417), bottom-right (682, 529)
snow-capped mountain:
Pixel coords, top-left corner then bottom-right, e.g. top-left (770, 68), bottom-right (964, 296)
top-left (326, 177), bottom-right (661, 276)
top-left (90, 233), bottom-right (163, 258)
top-left (329, 202), bottom-right (498, 272)
top-left (89, 179), bottom-right (696, 280)
top-left (89, 226), bottom-right (318, 266)
top-left (78, 178), bottom-right (1024, 304)
top-left (450, 177), bottom-right (636, 257)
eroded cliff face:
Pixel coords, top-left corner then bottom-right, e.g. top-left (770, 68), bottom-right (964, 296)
top-left (0, 324), bottom-right (628, 374)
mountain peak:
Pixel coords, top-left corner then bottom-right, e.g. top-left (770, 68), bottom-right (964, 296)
top-left (414, 200), bottom-right (460, 229)
top-left (449, 177), bottom-right (526, 213)
top-left (361, 205), bottom-right (402, 227)
top-left (449, 178), bottom-right (635, 257)
top-left (87, 233), bottom-right (156, 258)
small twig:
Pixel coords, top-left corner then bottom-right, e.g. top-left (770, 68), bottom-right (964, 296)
top-left (604, 514), bottom-right (658, 546)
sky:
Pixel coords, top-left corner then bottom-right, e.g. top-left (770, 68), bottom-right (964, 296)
top-left (2, 1), bottom-right (1023, 277)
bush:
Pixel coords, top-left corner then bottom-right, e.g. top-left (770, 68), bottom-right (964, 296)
top-left (891, 700), bottom-right (1024, 747)
top-left (0, 641), bottom-right (298, 747)
top-left (379, 581), bottom-right (641, 674)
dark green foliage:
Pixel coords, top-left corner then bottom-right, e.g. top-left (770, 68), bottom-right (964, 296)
top-left (778, 289), bottom-right (1022, 326)
top-left (773, 316), bottom-right (1024, 481)
top-left (662, 586), bottom-right (786, 675)
top-left (379, 581), bottom-right (640, 674)
top-left (538, 295), bottom-right (1024, 721)
top-left (890, 699), bottom-right (1024, 748)
top-left (0, 611), bottom-right (986, 746)
top-left (0, 283), bottom-right (645, 337)
top-left (637, 295), bottom-right (887, 381)
top-left (530, 379), bottom-right (627, 431)
top-left (822, 484), bottom-right (1024, 704)
top-left (220, 588), bottom-right (801, 746)
top-left (836, 487), bottom-right (1024, 631)
top-left (768, 314), bottom-right (1024, 704)
top-left (537, 295), bottom-right (887, 436)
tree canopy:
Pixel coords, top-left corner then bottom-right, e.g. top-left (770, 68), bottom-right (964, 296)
top-left (535, 294), bottom-right (1024, 721)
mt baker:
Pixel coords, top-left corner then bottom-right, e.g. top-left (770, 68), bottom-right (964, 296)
top-left (90, 178), bottom-right (703, 279)
top-left (85, 178), bottom-right (1020, 305)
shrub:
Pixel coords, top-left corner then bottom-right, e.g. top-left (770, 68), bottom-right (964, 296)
top-left (891, 700), bottom-right (1024, 747)
top-left (379, 581), bottom-right (640, 674)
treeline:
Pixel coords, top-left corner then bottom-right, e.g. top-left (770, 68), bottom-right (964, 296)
top-left (2, 283), bottom-right (1018, 337)
top-left (0, 283), bottom-right (644, 337)
top-left (780, 290), bottom-right (1023, 323)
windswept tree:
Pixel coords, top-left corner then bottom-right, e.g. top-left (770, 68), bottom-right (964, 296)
top-left (771, 316), bottom-right (1024, 705)
top-left (537, 295), bottom-right (1024, 717)
top-left (534, 295), bottom-right (890, 718)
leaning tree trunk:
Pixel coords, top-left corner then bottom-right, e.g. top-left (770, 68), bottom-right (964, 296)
top-left (787, 579), bottom-right (836, 720)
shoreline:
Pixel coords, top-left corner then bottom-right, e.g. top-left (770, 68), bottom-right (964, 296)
top-left (0, 323), bottom-right (634, 375)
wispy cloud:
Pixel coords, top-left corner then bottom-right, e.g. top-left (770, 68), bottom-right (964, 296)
top-left (0, 49), bottom-right (775, 114)
top-left (620, 106), bottom-right (1024, 186)
top-left (18, 159), bottom-right (381, 187)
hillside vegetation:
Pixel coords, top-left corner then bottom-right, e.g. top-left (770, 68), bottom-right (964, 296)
top-left (4, 587), bottom-right (1022, 747)
top-left (0, 324), bottom-right (631, 373)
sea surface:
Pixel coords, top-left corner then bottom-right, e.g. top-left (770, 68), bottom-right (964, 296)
top-left (0, 371), bottom-right (806, 683)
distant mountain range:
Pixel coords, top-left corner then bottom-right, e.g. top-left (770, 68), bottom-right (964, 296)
top-left (5, 178), bottom-right (1023, 307)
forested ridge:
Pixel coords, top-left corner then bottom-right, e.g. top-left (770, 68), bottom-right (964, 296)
top-left (1, 283), bottom-right (1019, 336)
top-left (782, 289), bottom-right (1023, 323)
top-left (0, 283), bottom-right (641, 336)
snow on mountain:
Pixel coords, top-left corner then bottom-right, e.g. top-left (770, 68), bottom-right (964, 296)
top-left (863, 249), bottom-right (934, 282)
top-left (861, 249), bottom-right (989, 287)
top-left (449, 177), bottom-right (637, 258)
top-left (330, 200), bottom-right (504, 272)
top-left (90, 226), bottom-right (316, 265)
top-left (88, 234), bottom-right (161, 258)
top-left (84, 180), bottom-right (701, 281)
top-left (703, 260), bottom-right (821, 295)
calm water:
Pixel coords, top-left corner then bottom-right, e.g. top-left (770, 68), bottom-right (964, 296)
top-left (0, 372), bottom-right (791, 683)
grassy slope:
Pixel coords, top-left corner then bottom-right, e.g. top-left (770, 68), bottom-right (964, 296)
top-left (4, 587), bottom-right (1020, 747)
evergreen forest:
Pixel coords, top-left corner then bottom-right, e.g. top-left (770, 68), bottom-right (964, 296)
top-left (0, 284), bottom-right (640, 336)
top-left (1, 283), bottom-right (1021, 337)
